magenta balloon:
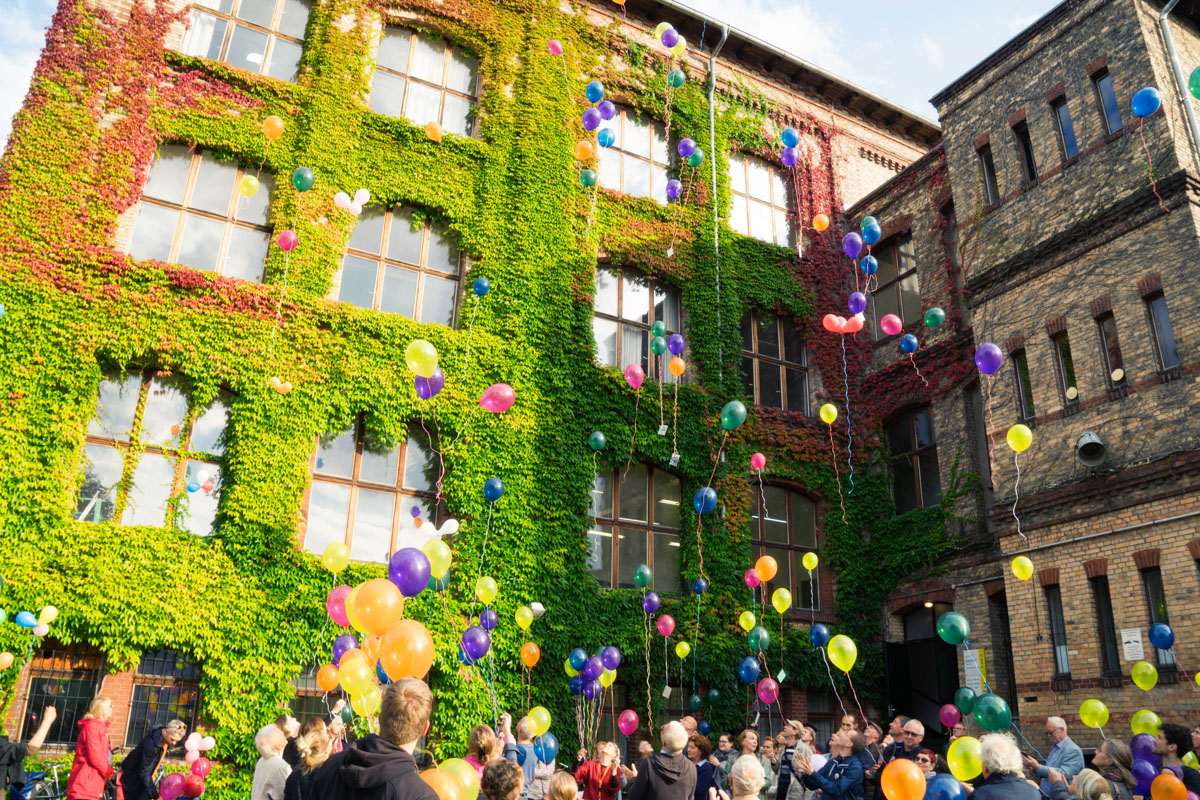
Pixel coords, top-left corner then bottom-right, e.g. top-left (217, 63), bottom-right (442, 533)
top-left (757, 677), bottom-right (779, 705)
top-left (326, 584), bottom-right (351, 627)
top-left (939, 703), bottom-right (961, 728)
top-left (547, 40), bottom-right (563, 55)
top-left (160, 774), bottom-right (186, 800)
top-left (744, 568), bottom-right (761, 588)
top-left (750, 452), bottom-right (766, 471)
top-left (624, 363), bottom-right (645, 390)
top-left (657, 614), bottom-right (675, 637)
top-left (480, 383), bottom-right (516, 413)
top-left (278, 229), bottom-right (298, 252)
top-left (618, 709), bottom-right (639, 736)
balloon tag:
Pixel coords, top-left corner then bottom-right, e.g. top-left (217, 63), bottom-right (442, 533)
top-left (669, 453), bottom-right (680, 467)
top-left (661, 685), bottom-right (672, 698)
top-left (753, 712), bottom-right (760, 726)
top-left (666, 246), bottom-right (674, 258)
top-left (776, 669), bottom-right (787, 682)
top-left (658, 424), bottom-right (668, 436)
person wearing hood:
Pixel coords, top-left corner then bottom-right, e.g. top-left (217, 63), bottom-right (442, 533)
top-left (120, 718), bottom-right (187, 800)
top-left (67, 699), bottom-right (114, 800)
top-left (310, 678), bottom-right (439, 800)
top-left (628, 722), bottom-right (697, 800)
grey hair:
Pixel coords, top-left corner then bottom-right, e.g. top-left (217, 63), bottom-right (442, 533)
top-left (905, 720), bottom-right (925, 735)
top-left (1047, 716), bottom-right (1067, 731)
top-left (980, 733), bottom-right (1023, 776)
top-left (661, 721), bottom-right (688, 754)
top-left (255, 724), bottom-right (287, 758)
top-left (730, 755), bottom-right (765, 797)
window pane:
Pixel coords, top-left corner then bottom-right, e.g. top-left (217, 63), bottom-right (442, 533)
top-left (785, 368), bottom-right (807, 414)
top-left (758, 362), bottom-right (782, 409)
top-left (593, 268), bottom-right (618, 315)
top-left (761, 486), bottom-right (788, 543)
top-left (426, 221), bottom-right (459, 273)
top-left (653, 533), bottom-right (679, 592)
top-left (122, 452), bottom-right (176, 527)
top-left (195, 0), bottom-right (233, 13)
top-left (177, 214), bottom-right (225, 272)
top-left (1055, 102), bottom-right (1079, 159)
top-left (377, 28), bottom-right (411, 73)
top-left (914, 409), bottom-right (935, 447)
top-left (781, 318), bottom-right (803, 361)
top-left (141, 376), bottom-right (188, 449)
top-left (886, 416), bottom-right (913, 455)
top-left (875, 244), bottom-right (898, 286)
top-left (593, 317), bottom-right (617, 367)
top-left (410, 35), bottom-right (445, 85)
top-left (314, 426), bottom-right (355, 478)
top-left (1149, 296), bottom-right (1179, 369)
top-left (621, 325), bottom-right (648, 374)
top-left (741, 315), bottom-right (753, 351)
top-left (791, 493), bottom-right (816, 548)
top-left (379, 266), bottom-right (418, 317)
top-left (386, 210), bottom-right (424, 265)
top-left (89, 373), bottom-right (142, 441)
top-left (442, 94), bottom-right (472, 137)
top-left (338, 255), bottom-right (378, 308)
top-left (651, 123), bottom-right (668, 165)
top-left (899, 272), bottom-right (922, 327)
top-left (277, 0), bottom-right (310, 38)
top-left (616, 528), bottom-right (647, 588)
top-left (651, 164), bottom-right (668, 205)
top-left (189, 155), bottom-right (238, 216)
top-left (653, 471), bottom-right (680, 529)
top-left (360, 438), bottom-right (400, 486)
top-left (748, 201), bottom-right (773, 243)
top-left (1099, 315), bottom-right (1124, 376)
top-left (623, 158), bottom-right (650, 199)
top-left (590, 471), bottom-right (614, 519)
top-left (1055, 335), bottom-right (1077, 397)
top-left (728, 155), bottom-right (746, 194)
top-left (182, 460), bottom-right (220, 536)
top-left (893, 456), bottom-right (918, 514)
top-left (235, 0), bottom-right (273, 27)
top-left (223, 226), bottom-right (268, 282)
top-left (1097, 75), bottom-right (1122, 133)
top-left (624, 115), bottom-right (651, 158)
top-left (266, 38), bottom-right (303, 81)
top-left (369, 71), bottom-right (406, 117)
top-left (126, 685), bottom-right (198, 749)
top-left (235, 172), bottom-right (273, 225)
top-left (402, 433), bottom-right (435, 492)
top-left (77, 444), bottom-right (123, 522)
top-left (654, 285), bottom-right (680, 331)
top-left (304, 481), bottom-right (350, 554)
top-left (747, 160), bottom-right (771, 201)
top-left (225, 25), bottom-right (269, 73)
top-left (587, 525), bottom-right (612, 584)
top-left (129, 204), bottom-right (180, 262)
top-left (181, 10), bottom-right (227, 62)
top-left (771, 172), bottom-right (789, 209)
top-left (420, 275), bottom-right (457, 326)
top-left (756, 316), bottom-right (780, 358)
top-left (730, 194), bottom-right (748, 235)
top-left (190, 396), bottom-right (229, 456)
top-left (143, 146), bottom-right (192, 204)
top-left (741, 356), bottom-right (755, 401)
top-left (918, 450), bottom-right (941, 507)
top-left (798, 568), bottom-right (816, 610)
top-left (622, 271), bottom-right (650, 323)
top-left (405, 81), bottom-right (442, 126)
top-left (773, 208), bottom-right (791, 247)
top-left (765, 547), bottom-right (792, 596)
top-left (446, 49), bottom-right (478, 95)
top-left (872, 286), bottom-right (900, 339)
top-left (351, 489), bottom-right (394, 563)
top-left (598, 147), bottom-right (620, 189)
top-left (349, 208), bottom-right (385, 254)
top-left (619, 464), bottom-right (648, 522)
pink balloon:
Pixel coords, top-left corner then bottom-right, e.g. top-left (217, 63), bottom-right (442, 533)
top-left (547, 40), bottom-right (563, 55)
top-left (618, 709), bottom-right (639, 736)
top-left (657, 614), bottom-right (675, 637)
top-left (624, 363), bottom-right (645, 390)
top-left (160, 773), bottom-right (186, 800)
top-left (277, 229), bottom-right (298, 252)
top-left (185, 749), bottom-right (199, 764)
top-left (821, 314), bottom-right (841, 333)
top-left (939, 703), bottom-right (960, 728)
top-left (185, 732), bottom-right (201, 751)
top-left (327, 585), bottom-right (351, 627)
top-left (744, 569), bottom-right (761, 588)
top-left (199, 736), bottom-right (216, 751)
top-left (757, 677), bottom-right (779, 705)
top-left (191, 757), bottom-right (212, 778)
top-left (480, 383), bottom-right (515, 413)
top-left (1186, 792), bottom-right (1199, 800)
top-left (32, 624), bottom-right (48, 637)
top-left (880, 314), bottom-right (902, 336)
top-left (843, 314), bottom-right (864, 334)
top-left (750, 452), bottom-right (766, 471)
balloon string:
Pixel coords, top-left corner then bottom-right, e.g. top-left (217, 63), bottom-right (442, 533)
top-left (666, 164), bottom-right (697, 254)
top-left (557, 53), bottom-right (571, 102)
top-left (844, 672), bottom-right (874, 742)
top-left (694, 431), bottom-right (728, 582)
top-left (984, 374), bottom-right (997, 492)
top-left (672, 379), bottom-right (679, 455)
top-left (623, 388), bottom-right (641, 482)
top-left (840, 335), bottom-right (854, 493)
top-left (692, 594), bottom-right (700, 694)
top-left (829, 425), bottom-right (847, 524)
top-left (585, 182), bottom-right (599, 241)
top-left (1012, 452), bottom-right (1026, 541)
top-left (461, 294), bottom-right (480, 379)
top-left (818, 646), bottom-right (850, 720)
top-left (268, 250), bottom-right (291, 358)
top-left (961, 643), bottom-right (1046, 760)
top-left (1168, 648), bottom-right (1200, 692)
top-left (444, 405), bottom-right (479, 454)
top-left (644, 593), bottom-right (653, 736)
top-left (418, 411), bottom-right (447, 507)
top-left (908, 353), bottom-right (929, 387)
top-left (1139, 118), bottom-right (1170, 214)
top-left (658, 355), bottom-right (665, 429)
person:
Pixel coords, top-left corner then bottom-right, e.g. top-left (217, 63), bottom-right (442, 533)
top-left (1047, 768), bottom-right (1117, 800)
top-left (500, 714), bottom-right (537, 797)
top-left (2, 705), bottom-right (57, 798)
top-left (948, 723), bottom-right (967, 745)
top-left (1193, 726), bottom-right (1200, 756)
top-left (66, 699), bottom-right (114, 800)
top-left (547, 772), bottom-right (578, 800)
top-left (1155, 723), bottom-right (1200, 793)
top-left (761, 738), bottom-right (777, 773)
top-left (1085, 739), bottom-right (1134, 800)
top-left (309, 678), bottom-right (439, 800)
top-left (628, 722), bottom-right (697, 800)
top-left (278, 714), bottom-right (302, 768)
top-left (466, 726), bottom-right (503, 780)
top-left (972, 734), bottom-right (1040, 799)
top-left (285, 718), bottom-right (328, 771)
top-left (859, 725), bottom-right (882, 800)
top-left (783, 744), bottom-right (817, 800)
top-left (773, 722), bottom-right (801, 800)
top-left (688, 734), bottom-right (720, 800)
top-left (794, 730), bottom-right (864, 800)
top-left (284, 717), bottom-right (333, 800)
top-left (328, 715), bottom-right (347, 754)
top-left (721, 731), bottom-right (773, 800)
top-left (681, 718), bottom-right (698, 735)
top-left (1022, 716), bottom-right (1084, 796)
top-left (871, 718), bottom-right (921, 795)
top-left (729, 755), bottom-right (766, 800)
top-left (799, 728), bottom-right (819, 756)
top-left (252, 724), bottom-right (293, 800)
top-left (885, 717), bottom-right (910, 744)
top-left (573, 742), bottom-right (620, 800)
top-left (482, 760), bottom-right (524, 800)
top-left (827, 717), bottom-right (857, 754)
top-left (913, 750), bottom-right (941, 780)
top-left (715, 734), bottom-right (736, 768)
top-left (120, 718), bottom-right (187, 800)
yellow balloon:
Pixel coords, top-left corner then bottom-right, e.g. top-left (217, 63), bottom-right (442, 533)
top-left (37, 606), bottom-right (58, 626)
top-left (827, 634), bottom-right (857, 672)
top-left (529, 706), bottom-right (551, 737)
top-left (675, 641), bottom-right (691, 659)
top-left (1131, 661), bottom-right (1158, 691)
top-left (1011, 555), bottom-right (1034, 581)
top-left (339, 654), bottom-right (374, 695)
top-left (653, 22), bottom-right (673, 38)
top-left (564, 658), bottom-right (579, 677)
top-left (350, 684), bottom-right (382, 716)
top-left (738, 611), bottom-right (756, 632)
top-left (346, 584), bottom-right (367, 633)
top-left (405, 339), bottom-right (439, 378)
top-left (670, 35), bottom-right (687, 57)
top-left (1131, 709), bottom-right (1161, 736)
top-left (422, 540), bottom-right (452, 579)
top-left (322, 542), bottom-right (350, 573)
top-left (946, 736), bottom-right (982, 781)
top-left (239, 174), bottom-right (260, 198)
top-left (1006, 424), bottom-right (1032, 454)
top-left (1079, 698), bottom-right (1109, 729)
top-left (1185, 752), bottom-right (1199, 770)
top-left (600, 668), bottom-right (616, 688)
top-left (802, 552), bottom-right (818, 571)
top-left (515, 606), bottom-right (534, 631)
top-left (772, 588), bottom-right (792, 614)
top-left (475, 576), bottom-right (498, 605)
top-left (819, 404), bottom-right (838, 424)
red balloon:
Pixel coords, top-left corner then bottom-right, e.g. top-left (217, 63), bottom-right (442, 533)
top-left (843, 315), bottom-right (863, 334)
top-left (182, 774), bottom-right (205, 798)
top-left (190, 757), bottom-right (212, 778)
top-left (822, 314), bottom-right (840, 332)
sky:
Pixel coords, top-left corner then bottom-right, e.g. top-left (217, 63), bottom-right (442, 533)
top-left (0, 0), bottom-right (1065, 148)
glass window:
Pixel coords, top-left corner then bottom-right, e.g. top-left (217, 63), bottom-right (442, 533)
top-left (1013, 122), bottom-right (1037, 184)
top-left (79, 370), bottom-right (229, 535)
top-left (749, 487), bottom-right (818, 609)
top-left (591, 265), bottom-right (684, 380)
top-left (589, 466), bottom-right (681, 591)
top-left (1012, 350), bottom-right (1035, 421)
top-left (1141, 568), bottom-right (1175, 667)
top-left (870, 236), bottom-right (921, 338)
top-left (368, 27), bottom-right (478, 137)
top-left (727, 153), bottom-right (793, 247)
top-left (180, 0), bottom-right (310, 81)
top-left (18, 642), bottom-right (103, 746)
top-left (305, 419), bottom-right (439, 564)
top-left (1051, 332), bottom-right (1079, 404)
top-left (740, 311), bottom-right (806, 414)
top-left (595, 107), bottom-right (670, 203)
top-left (290, 666), bottom-right (346, 719)
top-left (1052, 99), bottom-right (1079, 160)
top-left (1090, 577), bottom-right (1121, 677)
top-left (1093, 71), bottom-right (1123, 135)
top-left (1095, 313), bottom-right (1125, 387)
top-left (130, 146), bottom-right (273, 282)
top-left (1146, 294), bottom-right (1180, 371)
top-left (336, 207), bottom-right (462, 325)
top-left (125, 650), bottom-right (201, 747)
top-left (977, 145), bottom-right (999, 205)
top-left (885, 408), bottom-right (940, 513)
top-left (1045, 585), bottom-right (1070, 676)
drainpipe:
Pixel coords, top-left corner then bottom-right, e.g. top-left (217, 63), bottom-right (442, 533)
top-left (1160, 0), bottom-right (1200, 171)
top-left (708, 23), bottom-right (728, 378)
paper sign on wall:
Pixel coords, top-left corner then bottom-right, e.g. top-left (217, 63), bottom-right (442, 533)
top-left (1122, 628), bottom-right (1145, 662)
top-left (964, 648), bottom-right (987, 694)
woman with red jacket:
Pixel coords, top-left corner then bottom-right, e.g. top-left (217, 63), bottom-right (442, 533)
top-left (572, 741), bottom-right (621, 800)
top-left (66, 698), bottom-right (114, 800)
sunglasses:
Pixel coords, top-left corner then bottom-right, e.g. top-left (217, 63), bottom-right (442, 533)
top-left (916, 757), bottom-right (932, 764)
top-left (903, 731), bottom-right (921, 736)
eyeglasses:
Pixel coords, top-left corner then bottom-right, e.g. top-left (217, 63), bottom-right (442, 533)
top-left (916, 757), bottom-right (932, 764)
top-left (902, 731), bottom-right (921, 737)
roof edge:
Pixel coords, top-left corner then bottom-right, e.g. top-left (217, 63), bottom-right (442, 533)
top-left (847, 143), bottom-right (946, 216)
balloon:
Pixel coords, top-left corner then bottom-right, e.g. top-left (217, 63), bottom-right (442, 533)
top-left (939, 704), bottom-right (961, 728)
top-left (473, 277), bottom-right (490, 296)
top-left (0, 653), bottom-right (13, 670)
top-left (598, 100), bottom-right (616, 121)
top-left (586, 80), bottom-right (605, 103)
top-left (748, 626), bottom-right (771, 653)
top-left (848, 292), bottom-right (867, 315)
top-left (338, 652), bottom-right (374, 695)
top-left (263, 115), bottom-right (285, 140)
top-left (1132, 708), bottom-right (1161, 735)
top-left (693, 487), bottom-right (718, 514)
top-left (480, 383), bottom-right (516, 412)
top-left (780, 127), bottom-right (800, 148)
top-left (356, 578), bottom-right (405, 635)
top-left (421, 769), bottom-right (466, 800)
top-left (1006, 424), bottom-right (1032, 454)
top-left (657, 614), bottom-right (675, 637)
top-left (624, 363), bottom-right (645, 389)
top-left (925, 773), bottom-right (965, 800)
top-left (388, 548), bottom-right (431, 597)
top-left (325, 586), bottom-right (351, 625)
top-left (946, 736), bottom-right (982, 781)
top-left (974, 693), bottom-right (1011, 732)
top-left (1132, 87), bottom-right (1162, 118)
top-left (601, 646), bottom-right (621, 670)
top-left (533, 732), bottom-right (559, 764)
top-left (405, 340), bottom-right (439, 378)
top-left (414, 367), bottom-right (445, 400)
top-left (668, 333), bottom-right (686, 354)
top-left (182, 774), bottom-right (205, 800)
top-left (661, 27), bottom-right (679, 48)
top-left (819, 403), bottom-right (838, 424)
top-left (381, 619), bottom-right (435, 679)
top-left (442, 759), bottom-right (480, 799)
top-left (924, 307), bottom-right (946, 328)
top-left (575, 140), bottom-right (595, 161)
top-left (861, 255), bottom-right (878, 275)
top-left (666, 179), bottom-right (683, 200)
top-left (1131, 733), bottom-right (1157, 761)
top-left (1011, 556), bottom-right (1034, 581)
top-left (686, 148), bottom-right (703, 168)
top-left (692, 578), bottom-right (708, 595)
top-left (1079, 698), bottom-right (1109, 729)
top-left (936, 612), bottom-right (971, 645)
top-left (800, 622), bottom-right (828, 648)
top-left (781, 147), bottom-right (798, 168)
top-left (239, 175), bottom-right (260, 197)
top-left (275, 229), bottom-right (298, 252)
top-left (569, 648), bottom-right (588, 671)
top-left (316, 664), bottom-right (339, 692)
top-left (688, 693), bottom-right (703, 712)
top-left (650, 335), bottom-right (668, 355)
top-left (588, 431), bottom-right (607, 451)
top-left (483, 477), bottom-right (504, 502)
top-left (757, 677), bottom-right (780, 705)
top-left (953, 686), bottom-right (976, 715)
top-left (861, 222), bottom-right (882, 246)
top-left (1186, 753), bottom-right (1199, 770)
top-left (842, 232), bottom-right (863, 259)
top-left (529, 706), bottom-right (552, 737)
top-left (667, 69), bottom-right (686, 88)
top-left (813, 214), bottom-right (829, 232)
top-left (642, 592), bottom-right (661, 613)
top-left (598, 128), bottom-right (616, 148)
top-left (564, 659), bottom-right (579, 678)
top-left (161, 774), bottom-right (186, 800)
top-left (520, 642), bottom-right (540, 668)
top-left (859, 216), bottom-right (878, 231)
top-left (461, 626), bottom-right (491, 661)
top-left (675, 641), bottom-right (691, 659)
top-left (880, 314), bottom-right (903, 336)
top-left (32, 624), bottom-right (48, 637)
top-left (478, 608), bottom-right (499, 632)
top-left (634, 563), bottom-right (653, 587)
top-left (899, 334), bottom-right (918, 354)
top-left (475, 576), bottom-right (498, 604)
top-left (351, 684), bottom-right (382, 717)
top-left (515, 606), bottom-right (534, 630)
top-left (618, 709), bottom-right (639, 736)
top-left (739, 656), bottom-right (760, 684)
top-left (827, 635), bottom-right (857, 672)
top-left (1133, 760), bottom-right (1159, 797)
top-left (974, 342), bottom-right (1003, 375)
top-left (802, 552), bottom-right (819, 571)
top-left (739, 611), bottom-right (756, 632)
top-left (1127, 660), bottom-right (1158, 691)
top-left (344, 584), bottom-right (365, 632)
top-left (332, 632), bottom-right (358, 666)
top-left (291, 167), bottom-right (315, 192)
top-left (772, 589), bottom-right (792, 614)
top-left (880, 758), bottom-right (925, 800)
top-left (422, 540), bottom-right (452, 579)
top-left (582, 109), bottom-right (602, 133)
top-left (601, 668), bottom-right (617, 688)
top-left (670, 35), bottom-right (687, 58)
top-left (1149, 622), bottom-right (1175, 650)
top-left (547, 40), bottom-right (563, 55)
top-left (721, 400), bottom-right (747, 430)
top-left (754, 555), bottom-right (778, 582)
top-left (1152, 775), bottom-right (1187, 800)
top-left (750, 452), bottom-right (766, 471)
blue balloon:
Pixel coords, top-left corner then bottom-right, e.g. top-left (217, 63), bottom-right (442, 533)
top-left (376, 661), bottom-right (392, 685)
top-left (585, 80), bottom-right (605, 104)
top-left (186, 481), bottom-right (200, 493)
top-left (1131, 86), bottom-right (1161, 118)
top-left (1149, 622), bottom-right (1174, 650)
top-left (861, 222), bottom-right (882, 246)
top-left (534, 732), bottom-right (559, 763)
top-left (598, 128), bottom-right (616, 148)
top-left (458, 645), bottom-right (476, 666)
top-left (483, 477), bottom-right (504, 503)
top-left (473, 277), bottom-right (490, 297)
top-left (925, 774), bottom-right (966, 800)
top-left (697, 720), bottom-right (711, 736)
top-left (860, 255), bottom-right (878, 275)
top-left (809, 623), bottom-right (830, 647)
top-left (15, 611), bottom-right (37, 629)
top-left (569, 648), bottom-right (588, 671)
top-left (900, 334), bottom-right (918, 354)
top-left (693, 486), bottom-right (717, 514)
top-left (738, 656), bottom-right (760, 684)
top-left (692, 578), bottom-right (708, 595)
top-left (480, 608), bottom-right (499, 631)
top-left (781, 127), bottom-right (800, 148)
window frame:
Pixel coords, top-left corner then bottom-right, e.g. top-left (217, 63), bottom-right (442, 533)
top-left (588, 464), bottom-right (682, 592)
top-left (1095, 312), bottom-right (1126, 387)
top-left (1051, 98), bottom-right (1080, 160)
top-left (727, 152), bottom-right (795, 247)
top-left (125, 649), bottom-right (201, 748)
top-left (18, 642), bottom-right (104, 748)
top-left (1044, 584), bottom-right (1070, 677)
top-left (1012, 349), bottom-right (1036, 421)
top-left (1092, 70), bottom-right (1123, 135)
top-left (179, 0), bottom-right (310, 82)
top-left (596, 106), bottom-right (670, 203)
top-left (748, 485), bottom-right (820, 610)
top-left (869, 235), bottom-right (921, 340)
top-left (1012, 121), bottom-right (1038, 184)
top-left (591, 264), bottom-right (684, 377)
top-left (1144, 293), bottom-right (1180, 372)
top-left (885, 407), bottom-right (941, 514)
top-left (291, 666), bottom-right (346, 719)
top-left (739, 310), bottom-right (807, 415)
top-left (1089, 576), bottom-right (1122, 677)
top-left (977, 144), bottom-right (999, 205)
top-left (368, 26), bottom-right (480, 137)
top-left (1050, 331), bottom-right (1079, 406)
top-left (1141, 567), bottom-right (1175, 667)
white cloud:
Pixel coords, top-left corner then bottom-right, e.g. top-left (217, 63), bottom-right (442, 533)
top-left (919, 33), bottom-right (943, 69)
top-left (0, 0), bottom-right (56, 151)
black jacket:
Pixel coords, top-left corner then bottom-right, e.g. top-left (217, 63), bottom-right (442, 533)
top-left (971, 772), bottom-right (1041, 800)
top-left (283, 738), bottom-right (301, 771)
top-left (628, 752), bottom-right (697, 800)
top-left (120, 728), bottom-right (168, 800)
top-left (310, 735), bottom-right (438, 800)
top-left (693, 762), bottom-right (720, 800)
top-left (283, 762), bottom-right (323, 800)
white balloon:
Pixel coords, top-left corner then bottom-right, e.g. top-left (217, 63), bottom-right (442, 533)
top-left (353, 188), bottom-right (371, 205)
top-left (333, 191), bottom-right (351, 209)
top-left (808, 753), bottom-right (827, 772)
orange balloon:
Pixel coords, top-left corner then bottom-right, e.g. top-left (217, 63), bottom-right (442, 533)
top-left (339, 648), bottom-right (366, 667)
top-left (363, 634), bottom-right (383, 663)
top-left (574, 140), bottom-right (595, 160)
top-left (425, 121), bottom-right (443, 142)
top-left (754, 555), bottom-right (778, 582)
top-left (812, 214), bottom-right (829, 232)
top-left (381, 619), bottom-right (436, 680)
top-left (1151, 774), bottom-right (1187, 800)
top-left (316, 664), bottom-right (339, 692)
top-left (521, 642), bottom-right (541, 668)
top-left (355, 578), bottom-right (405, 635)
top-left (421, 769), bottom-right (466, 800)
top-left (263, 115), bottom-right (285, 140)
top-left (880, 757), bottom-right (925, 800)
top-left (668, 357), bottom-right (686, 377)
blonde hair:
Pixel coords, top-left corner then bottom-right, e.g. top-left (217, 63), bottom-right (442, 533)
top-left (296, 720), bottom-right (332, 772)
top-left (547, 772), bottom-right (578, 800)
top-left (84, 697), bottom-right (113, 721)
top-left (254, 724), bottom-right (287, 758)
top-left (470, 724), bottom-right (501, 762)
top-left (730, 755), bottom-right (765, 798)
top-left (1073, 769), bottom-right (1113, 800)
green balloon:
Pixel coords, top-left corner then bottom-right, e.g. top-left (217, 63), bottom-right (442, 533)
top-left (936, 611), bottom-right (971, 645)
top-left (580, 169), bottom-right (598, 187)
top-left (924, 307), bottom-right (946, 328)
top-left (634, 563), bottom-right (653, 588)
top-left (973, 693), bottom-right (1011, 733)
top-left (291, 166), bottom-right (315, 192)
top-left (651, 320), bottom-right (667, 338)
top-left (650, 335), bottom-right (668, 355)
top-left (668, 69), bottom-right (686, 89)
top-left (720, 400), bottom-right (747, 431)
top-left (1190, 65), bottom-right (1200, 100)
top-left (859, 215), bottom-right (878, 232)
top-left (340, 704), bottom-right (355, 723)
top-left (688, 693), bottom-right (703, 712)
top-left (686, 149), bottom-right (704, 168)
top-left (589, 431), bottom-right (606, 451)
top-left (953, 686), bottom-right (976, 715)
top-left (748, 624), bottom-right (771, 653)
top-left (706, 688), bottom-right (720, 705)
top-left (428, 572), bottom-right (451, 592)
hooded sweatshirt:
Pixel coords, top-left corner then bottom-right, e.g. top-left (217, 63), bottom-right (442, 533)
top-left (310, 734), bottom-right (439, 800)
top-left (628, 752), bottom-right (697, 800)
top-left (66, 718), bottom-right (113, 800)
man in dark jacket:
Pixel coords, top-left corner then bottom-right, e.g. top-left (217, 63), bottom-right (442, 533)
top-left (971, 733), bottom-right (1040, 800)
top-left (797, 730), bottom-right (865, 800)
top-left (309, 678), bottom-right (438, 800)
top-left (627, 722), bottom-right (696, 800)
top-left (120, 719), bottom-right (187, 800)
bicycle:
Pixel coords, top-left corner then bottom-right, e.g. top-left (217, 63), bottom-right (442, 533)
top-left (18, 763), bottom-right (66, 800)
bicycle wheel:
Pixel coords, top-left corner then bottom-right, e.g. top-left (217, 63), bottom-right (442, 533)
top-left (30, 779), bottom-right (60, 800)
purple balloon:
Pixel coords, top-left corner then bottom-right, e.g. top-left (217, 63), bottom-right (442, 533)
top-left (642, 591), bottom-right (661, 614)
top-left (582, 108), bottom-right (602, 131)
top-left (1132, 759), bottom-right (1157, 797)
top-left (842, 232), bottom-right (863, 260)
top-left (461, 626), bottom-right (491, 661)
top-left (582, 680), bottom-right (598, 700)
top-left (677, 137), bottom-right (696, 157)
top-left (667, 333), bottom-right (685, 355)
top-left (848, 292), bottom-right (867, 315)
top-left (584, 656), bottom-right (603, 680)
top-left (781, 147), bottom-right (798, 167)
top-left (661, 28), bottom-right (679, 48)
top-left (414, 367), bottom-right (445, 400)
top-left (388, 548), bottom-right (432, 597)
top-left (601, 646), bottom-right (622, 670)
top-left (480, 608), bottom-right (499, 631)
top-left (332, 633), bottom-right (358, 666)
top-left (974, 342), bottom-right (1004, 375)
top-left (597, 100), bottom-right (616, 121)
top-left (666, 179), bottom-right (683, 200)
top-left (1130, 733), bottom-right (1157, 762)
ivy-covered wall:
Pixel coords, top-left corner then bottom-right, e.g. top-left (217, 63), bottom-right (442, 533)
top-left (0, 0), bottom-right (972, 792)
